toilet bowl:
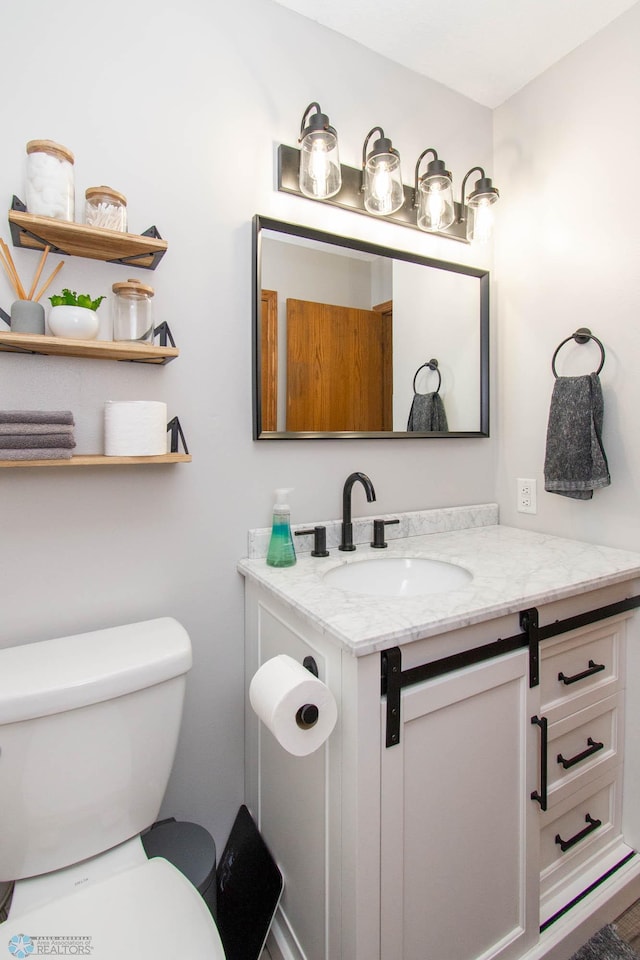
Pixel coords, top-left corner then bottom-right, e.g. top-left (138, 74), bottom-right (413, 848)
top-left (0, 618), bottom-right (226, 959)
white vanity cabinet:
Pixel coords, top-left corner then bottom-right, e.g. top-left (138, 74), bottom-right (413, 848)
top-left (242, 536), bottom-right (640, 960)
top-left (380, 647), bottom-right (538, 960)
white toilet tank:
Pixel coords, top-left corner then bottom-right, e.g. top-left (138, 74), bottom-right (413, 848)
top-left (0, 618), bottom-right (192, 883)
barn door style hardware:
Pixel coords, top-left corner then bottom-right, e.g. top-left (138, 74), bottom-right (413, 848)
top-left (381, 594), bottom-right (640, 747)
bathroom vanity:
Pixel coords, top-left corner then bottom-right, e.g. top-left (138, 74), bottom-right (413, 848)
top-left (239, 506), bottom-right (640, 960)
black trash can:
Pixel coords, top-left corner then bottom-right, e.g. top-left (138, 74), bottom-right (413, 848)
top-left (142, 818), bottom-right (217, 920)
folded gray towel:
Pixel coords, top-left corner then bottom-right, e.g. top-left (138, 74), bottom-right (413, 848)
top-left (0, 434), bottom-right (76, 449)
top-left (0, 410), bottom-right (74, 425)
top-left (544, 373), bottom-right (610, 499)
top-left (0, 448), bottom-right (73, 460)
top-left (0, 423), bottom-right (75, 436)
top-left (407, 392), bottom-right (449, 432)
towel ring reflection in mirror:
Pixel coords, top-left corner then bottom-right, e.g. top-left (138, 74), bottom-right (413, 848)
top-left (551, 328), bottom-right (605, 379)
top-left (413, 358), bottom-right (442, 394)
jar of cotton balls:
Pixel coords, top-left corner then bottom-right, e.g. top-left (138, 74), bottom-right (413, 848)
top-left (25, 139), bottom-right (75, 221)
top-left (85, 185), bottom-right (127, 232)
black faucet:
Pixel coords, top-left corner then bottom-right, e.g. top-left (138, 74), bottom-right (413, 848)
top-left (339, 472), bottom-right (376, 551)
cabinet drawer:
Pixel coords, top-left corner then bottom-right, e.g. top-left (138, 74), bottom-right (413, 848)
top-left (540, 619), bottom-right (624, 721)
top-left (546, 693), bottom-right (622, 805)
top-left (540, 770), bottom-right (622, 900)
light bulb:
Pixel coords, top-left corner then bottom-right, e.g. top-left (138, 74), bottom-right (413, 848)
top-left (371, 162), bottom-right (394, 214)
top-left (364, 154), bottom-right (404, 215)
top-left (467, 197), bottom-right (495, 243)
top-left (417, 178), bottom-right (455, 232)
top-left (308, 141), bottom-right (331, 196)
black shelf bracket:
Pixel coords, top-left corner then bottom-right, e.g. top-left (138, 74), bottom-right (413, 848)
top-left (10, 195), bottom-right (68, 255)
top-left (167, 416), bottom-right (189, 455)
top-left (154, 321), bottom-right (176, 348)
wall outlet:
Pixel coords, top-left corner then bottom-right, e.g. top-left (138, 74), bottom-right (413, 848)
top-left (517, 478), bottom-right (537, 514)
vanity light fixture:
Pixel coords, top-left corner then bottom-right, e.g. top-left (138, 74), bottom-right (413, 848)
top-left (361, 127), bottom-right (405, 216)
top-left (298, 102), bottom-right (342, 200)
top-left (277, 103), bottom-right (500, 244)
top-left (414, 148), bottom-right (455, 232)
top-left (458, 166), bottom-right (500, 242)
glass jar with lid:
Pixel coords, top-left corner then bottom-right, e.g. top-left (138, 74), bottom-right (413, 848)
top-left (25, 139), bottom-right (75, 221)
top-left (112, 278), bottom-right (155, 343)
top-left (85, 185), bottom-right (127, 232)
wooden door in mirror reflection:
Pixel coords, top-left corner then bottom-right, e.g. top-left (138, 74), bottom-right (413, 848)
top-left (260, 290), bottom-right (278, 431)
top-left (286, 298), bottom-right (392, 432)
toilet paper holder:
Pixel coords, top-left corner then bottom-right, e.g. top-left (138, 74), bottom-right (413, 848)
top-left (303, 656), bottom-right (318, 677)
top-left (297, 656), bottom-right (320, 729)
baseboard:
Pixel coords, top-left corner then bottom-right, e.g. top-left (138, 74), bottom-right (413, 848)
top-left (523, 857), bottom-right (640, 960)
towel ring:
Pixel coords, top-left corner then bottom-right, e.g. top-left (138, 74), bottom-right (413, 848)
top-left (413, 358), bottom-right (442, 394)
top-left (551, 328), bottom-right (605, 378)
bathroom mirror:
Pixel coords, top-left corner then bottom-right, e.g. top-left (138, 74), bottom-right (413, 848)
top-left (252, 215), bottom-right (489, 439)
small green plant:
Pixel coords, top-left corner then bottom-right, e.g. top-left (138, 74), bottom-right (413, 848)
top-left (49, 288), bottom-right (105, 311)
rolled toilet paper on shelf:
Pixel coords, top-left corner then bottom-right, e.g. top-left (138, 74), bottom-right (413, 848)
top-left (249, 654), bottom-right (338, 757)
top-left (104, 401), bottom-right (167, 456)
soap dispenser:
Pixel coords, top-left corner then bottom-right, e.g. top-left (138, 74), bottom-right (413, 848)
top-left (266, 488), bottom-right (297, 568)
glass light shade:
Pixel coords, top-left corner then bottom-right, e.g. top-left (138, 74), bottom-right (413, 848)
top-left (466, 192), bottom-right (498, 242)
top-left (416, 175), bottom-right (455, 232)
top-left (299, 129), bottom-right (341, 199)
top-left (364, 153), bottom-right (404, 215)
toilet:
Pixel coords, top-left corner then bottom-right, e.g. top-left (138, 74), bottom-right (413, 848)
top-left (0, 618), bottom-right (226, 959)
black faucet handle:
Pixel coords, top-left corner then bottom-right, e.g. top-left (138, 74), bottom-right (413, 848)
top-left (295, 525), bottom-right (329, 557)
top-left (371, 518), bottom-right (400, 549)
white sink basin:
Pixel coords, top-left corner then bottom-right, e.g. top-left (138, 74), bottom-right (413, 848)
top-left (322, 556), bottom-right (472, 597)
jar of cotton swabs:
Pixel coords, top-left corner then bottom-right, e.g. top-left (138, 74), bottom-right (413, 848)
top-left (85, 185), bottom-right (127, 232)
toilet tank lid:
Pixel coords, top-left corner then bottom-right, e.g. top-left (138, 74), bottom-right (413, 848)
top-left (0, 618), bottom-right (192, 723)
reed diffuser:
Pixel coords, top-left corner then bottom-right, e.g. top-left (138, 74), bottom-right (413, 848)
top-left (0, 241), bottom-right (64, 334)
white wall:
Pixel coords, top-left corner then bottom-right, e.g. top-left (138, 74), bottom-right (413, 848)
top-left (0, 0), bottom-right (494, 848)
top-left (494, 3), bottom-right (640, 549)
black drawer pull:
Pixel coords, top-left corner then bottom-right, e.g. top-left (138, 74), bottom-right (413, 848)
top-left (531, 715), bottom-right (548, 810)
top-left (557, 737), bottom-right (604, 770)
top-left (555, 813), bottom-right (602, 853)
top-left (558, 659), bottom-right (605, 685)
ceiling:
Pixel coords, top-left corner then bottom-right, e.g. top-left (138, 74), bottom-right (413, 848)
top-left (272, 0), bottom-right (639, 107)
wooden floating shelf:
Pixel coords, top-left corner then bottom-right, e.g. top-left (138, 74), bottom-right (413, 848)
top-left (0, 331), bottom-right (178, 364)
top-left (0, 453), bottom-right (191, 469)
top-left (8, 206), bottom-right (167, 270)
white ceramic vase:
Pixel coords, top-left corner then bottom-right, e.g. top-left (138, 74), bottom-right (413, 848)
top-left (48, 304), bottom-right (100, 340)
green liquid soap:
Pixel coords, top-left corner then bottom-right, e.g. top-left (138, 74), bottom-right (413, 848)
top-left (266, 487), bottom-right (296, 568)
top-left (267, 517), bottom-right (297, 567)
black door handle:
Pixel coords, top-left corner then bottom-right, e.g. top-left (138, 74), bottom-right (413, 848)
top-left (557, 737), bottom-right (604, 770)
top-left (555, 813), bottom-right (602, 853)
top-left (531, 715), bottom-right (548, 810)
top-left (558, 659), bottom-right (605, 685)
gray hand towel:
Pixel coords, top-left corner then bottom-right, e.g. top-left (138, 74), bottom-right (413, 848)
top-left (0, 434), bottom-right (76, 449)
top-left (0, 410), bottom-right (74, 425)
top-left (407, 392), bottom-right (449, 432)
top-left (0, 423), bottom-right (75, 436)
top-left (0, 448), bottom-right (73, 460)
top-left (544, 373), bottom-right (610, 499)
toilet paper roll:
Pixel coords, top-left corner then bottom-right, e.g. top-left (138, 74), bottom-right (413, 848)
top-left (104, 401), bottom-right (167, 456)
top-left (249, 654), bottom-right (338, 757)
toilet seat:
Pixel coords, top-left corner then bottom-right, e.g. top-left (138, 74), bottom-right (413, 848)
top-left (4, 857), bottom-right (226, 959)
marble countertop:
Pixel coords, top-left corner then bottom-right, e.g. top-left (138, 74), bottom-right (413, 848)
top-left (238, 513), bottom-right (640, 657)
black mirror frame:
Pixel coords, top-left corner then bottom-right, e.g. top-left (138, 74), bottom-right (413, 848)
top-left (252, 214), bottom-right (490, 440)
